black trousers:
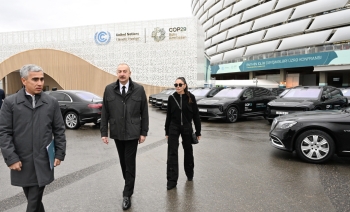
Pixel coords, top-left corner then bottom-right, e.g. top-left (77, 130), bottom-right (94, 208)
top-left (167, 123), bottom-right (194, 187)
top-left (22, 185), bottom-right (45, 212)
top-left (114, 139), bottom-right (139, 197)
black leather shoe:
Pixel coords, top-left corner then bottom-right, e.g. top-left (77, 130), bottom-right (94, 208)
top-left (122, 196), bottom-right (131, 210)
top-left (167, 184), bottom-right (176, 190)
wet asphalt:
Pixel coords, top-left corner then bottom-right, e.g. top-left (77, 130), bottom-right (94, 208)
top-left (1, 105), bottom-right (350, 212)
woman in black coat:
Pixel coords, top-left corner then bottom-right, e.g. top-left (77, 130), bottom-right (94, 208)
top-left (164, 77), bottom-right (201, 190)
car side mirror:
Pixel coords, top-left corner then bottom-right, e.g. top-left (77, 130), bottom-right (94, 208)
top-left (321, 95), bottom-right (328, 101)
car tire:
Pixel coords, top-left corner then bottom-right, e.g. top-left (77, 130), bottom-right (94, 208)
top-left (225, 106), bottom-right (238, 123)
top-left (64, 111), bottom-right (80, 129)
top-left (295, 130), bottom-right (335, 163)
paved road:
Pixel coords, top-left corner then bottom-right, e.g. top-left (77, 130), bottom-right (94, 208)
top-left (1, 105), bottom-right (350, 212)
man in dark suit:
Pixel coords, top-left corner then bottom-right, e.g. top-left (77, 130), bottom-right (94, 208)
top-left (0, 64), bottom-right (66, 212)
top-left (0, 88), bottom-right (4, 108)
top-left (100, 63), bottom-right (149, 210)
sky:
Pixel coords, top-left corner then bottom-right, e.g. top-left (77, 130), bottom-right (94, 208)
top-left (0, 0), bottom-right (193, 32)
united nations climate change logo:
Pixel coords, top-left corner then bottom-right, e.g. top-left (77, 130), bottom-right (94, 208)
top-left (94, 31), bottom-right (111, 45)
top-left (151, 28), bottom-right (165, 42)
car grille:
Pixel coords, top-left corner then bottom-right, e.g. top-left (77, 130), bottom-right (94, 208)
top-left (270, 106), bottom-right (308, 112)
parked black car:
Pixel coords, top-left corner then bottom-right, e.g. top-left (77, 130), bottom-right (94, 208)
top-left (149, 88), bottom-right (173, 104)
top-left (150, 89), bottom-right (175, 106)
top-left (160, 87), bottom-right (224, 110)
top-left (270, 108), bottom-right (350, 163)
top-left (45, 90), bottom-right (103, 129)
top-left (197, 86), bottom-right (276, 123)
top-left (266, 86), bottom-right (348, 123)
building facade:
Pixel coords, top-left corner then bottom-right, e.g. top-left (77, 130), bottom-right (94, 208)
top-left (192, 0), bottom-right (350, 88)
top-left (0, 17), bottom-right (205, 96)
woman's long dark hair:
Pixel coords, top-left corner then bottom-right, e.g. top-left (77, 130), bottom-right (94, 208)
top-left (177, 77), bottom-right (193, 104)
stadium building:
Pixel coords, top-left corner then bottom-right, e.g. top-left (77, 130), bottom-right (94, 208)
top-left (0, 17), bottom-right (206, 96)
top-left (192, 0), bottom-right (350, 88)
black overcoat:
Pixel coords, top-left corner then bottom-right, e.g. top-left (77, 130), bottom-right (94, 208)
top-left (0, 88), bottom-right (66, 187)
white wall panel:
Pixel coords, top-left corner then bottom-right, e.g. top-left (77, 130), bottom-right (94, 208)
top-left (278, 30), bottom-right (332, 51)
top-left (192, 0), bottom-right (199, 10)
top-left (211, 53), bottom-right (224, 64)
top-left (203, 17), bottom-right (213, 31)
top-left (217, 39), bottom-right (236, 52)
top-left (213, 6), bottom-right (232, 25)
top-left (199, 0), bottom-right (206, 7)
top-left (204, 0), bottom-right (216, 11)
top-left (193, 1), bottom-right (200, 15)
top-left (308, 10), bottom-right (350, 31)
top-left (264, 19), bottom-right (311, 40)
top-left (211, 31), bottom-right (227, 45)
top-left (208, 1), bottom-right (224, 18)
top-left (199, 10), bottom-right (208, 24)
top-left (291, 0), bottom-right (348, 20)
top-left (241, 0), bottom-right (276, 22)
top-left (275, 0), bottom-right (306, 10)
top-left (227, 21), bottom-right (253, 39)
top-left (328, 26), bottom-right (350, 43)
top-left (220, 13), bottom-right (242, 31)
top-left (252, 9), bottom-right (292, 31)
top-left (244, 40), bottom-right (280, 56)
top-left (235, 30), bottom-right (266, 48)
top-left (206, 23), bottom-right (221, 38)
top-left (222, 47), bottom-right (245, 61)
top-left (232, 0), bottom-right (259, 14)
top-left (206, 45), bottom-right (217, 56)
top-left (205, 39), bottom-right (212, 48)
top-left (224, 0), bottom-right (236, 7)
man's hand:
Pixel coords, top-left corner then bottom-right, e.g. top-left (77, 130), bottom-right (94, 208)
top-left (54, 159), bottom-right (61, 167)
top-left (139, 135), bottom-right (146, 144)
top-left (102, 137), bottom-right (109, 144)
top-left (9, 161), bottom-right (22, 171)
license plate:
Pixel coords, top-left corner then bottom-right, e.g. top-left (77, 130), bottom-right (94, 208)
top-left (199, 108), bottom-right (207, 112)
top-left (276, 111), bottom-right (288, 115)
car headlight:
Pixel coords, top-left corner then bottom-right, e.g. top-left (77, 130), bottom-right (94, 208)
top-left (275, 121), bottom-right (297, 129)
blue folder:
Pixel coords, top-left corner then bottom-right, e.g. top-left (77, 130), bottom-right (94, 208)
top-left (46, 140), bottom-right (55, 170)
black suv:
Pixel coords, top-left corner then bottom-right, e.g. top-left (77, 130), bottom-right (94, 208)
top-left (266, 86), bottom-right (348, 123)
top-left (197, 86), bottom-right (276, 123)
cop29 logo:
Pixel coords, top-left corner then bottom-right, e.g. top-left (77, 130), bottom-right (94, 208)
top-left (94, 31), bottom-right (111, 45)
top-left (151, 28), bottom-right (165, 42)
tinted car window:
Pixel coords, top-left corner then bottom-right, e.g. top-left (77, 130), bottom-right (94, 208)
top-left (75, 92), bottom-right (102, 101)
top-left (242, 89), bottom-right (253, 99)
top-left (254, 87), bottom-right (271, 97)
top-left (50, 92), bottom-right (68, 101)
top-left (283, 88), bottom-right (321, 99)
top-left (207, 88), bottom-right (221, 97)
top-left (215, 88), bottom-right (243, 98)
top-left (330, 89), bottom-right (343, 98)
top-left (192, 89), bottom-right (210, 96)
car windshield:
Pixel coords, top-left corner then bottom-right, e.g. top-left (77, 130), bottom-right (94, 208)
top-left (166, 90), bottom-right (175, 94)
top-left (160, 90), bottom-right (169, 93)
top-left (75, 91), bottom-right (103, 102)
top-left (282, 88), bottom-right (321, 99)
top-left (191, 89), bottom-right (210, 97)
top-left (342, 89), bottom-right (350, 97)
top-left (214, 88), bottom-right (243, 98)
top-left (279, 89), bottom-right (290, 96)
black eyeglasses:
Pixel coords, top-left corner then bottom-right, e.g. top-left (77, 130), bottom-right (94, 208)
top-left (174, 83), bottom-right (183, 87)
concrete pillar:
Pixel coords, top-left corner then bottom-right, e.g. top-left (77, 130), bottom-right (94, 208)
top-left (249, 71), bottom-right (254, 80)
top-left (342, 72), bottom-right (349, 87)
top-left (279, 69), bottom-right (287, 88)
top-left (319, 72), bottom-right (327, 86)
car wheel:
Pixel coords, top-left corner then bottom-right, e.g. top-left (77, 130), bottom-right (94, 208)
top-left (225, 106), bottom-right (238, 123)
top-left (295, 130), bottom-right (335, 163)
top-left (64, 111), bottom-right (80, 129)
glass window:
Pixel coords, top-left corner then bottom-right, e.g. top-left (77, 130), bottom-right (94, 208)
top-left (242, 89), bottom-right (253, 99)
top-left (207, 88), bottom-right (222, 97)
top-left (50, 92), bottom-right (67, 101)
top-left (214, 88), bottom-right (244, 98)
top-left (254, 88), bottom-right (270, 97)
top-left (330, 89), bottom-right (343, 98)
top-left (342, 89), bottom-right (350, 97)
top-left (283, 88), bottom-right (321, 99)
top-left (75, 92), bottom-right (102, 102)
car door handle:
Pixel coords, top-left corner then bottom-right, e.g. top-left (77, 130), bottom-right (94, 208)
top-left (60, 104), bottom-right (66, 107)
